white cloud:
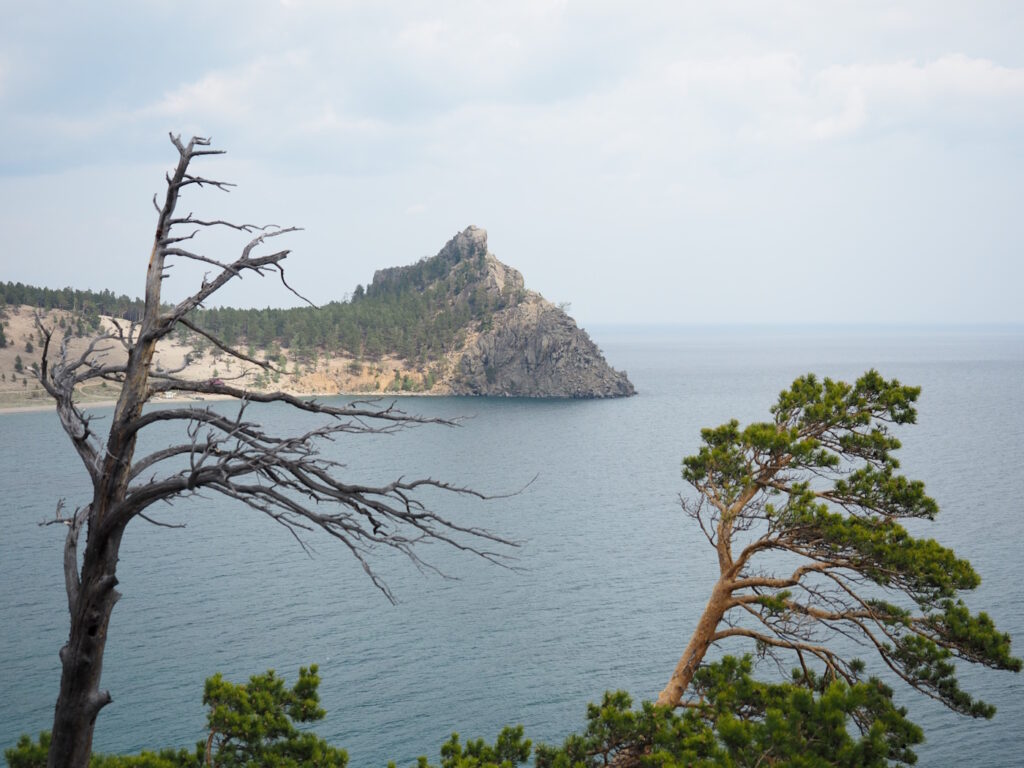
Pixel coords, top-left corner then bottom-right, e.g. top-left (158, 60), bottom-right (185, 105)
top-left (146, 51), bottom-right (316, 125)
top-left (2, 2), bottom-right (1023, 323)
top-left (807, 84), bottom-right (866, 140)
top-left (395, 20), bottom-right (449, 57)
top-left (812, 55), bottom-right (1024, 136)
top-left (817, 54), bottom-right (1024, 102)
top-left (586, 52), bottom-right (1024, 150)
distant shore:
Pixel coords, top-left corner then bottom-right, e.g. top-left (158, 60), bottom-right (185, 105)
top-left (0, 388), bottom-right (460, 416)
top-left (0, 393), bottom-right (244, 416)
top-left (0, 305), bottom-right (460, 417)
top-left (0, 401), bottom-right (68, 414)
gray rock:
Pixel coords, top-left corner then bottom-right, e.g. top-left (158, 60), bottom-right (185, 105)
top-left (364, 225), bottom-right (635, 398)
top-left (439, 227), bottom-right (634, 398)
top-left (453, 297), bottom-right (636, 398)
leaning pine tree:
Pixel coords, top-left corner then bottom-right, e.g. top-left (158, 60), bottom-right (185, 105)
top-left (657, 371), bottom-right (1020, 725)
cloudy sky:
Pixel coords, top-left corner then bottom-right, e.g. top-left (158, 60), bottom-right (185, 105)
top-left (1, 1), bottom-right (1021, 325)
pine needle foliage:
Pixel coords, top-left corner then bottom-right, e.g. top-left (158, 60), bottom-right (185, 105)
top-left (658, 370), bottom-right (1020, 723)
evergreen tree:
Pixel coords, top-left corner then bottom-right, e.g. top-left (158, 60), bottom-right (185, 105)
top-left (201, 666), bottom-right (346, 768)
top-left (656, 371), bottom-right (1021, 723)
top-left (5, 667), bottom-right (344, 768)
top-left (535, 656), bottom-right (923, 767)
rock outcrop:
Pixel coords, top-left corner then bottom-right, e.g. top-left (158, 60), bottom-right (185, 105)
top-left (374, 226), bottom-right (635, 398)
top-left (1, 228), bottom-right (635, 403)
top-left (453, 297), bottom-right (635, 398)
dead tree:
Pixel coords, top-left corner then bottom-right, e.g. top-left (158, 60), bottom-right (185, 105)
top-left (36, 134), bottom-right (515, 768)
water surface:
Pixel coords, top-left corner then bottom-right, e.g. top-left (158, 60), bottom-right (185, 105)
top-left (2, 326), bottom-right (1022, 765)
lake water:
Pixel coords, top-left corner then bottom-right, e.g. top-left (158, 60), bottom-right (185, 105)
top-left (2, 326), bottom-right (1023, 766)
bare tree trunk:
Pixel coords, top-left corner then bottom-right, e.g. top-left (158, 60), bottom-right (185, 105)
top-left (47, 362), bottom-right (150, 767)
top-left (48, 524), bottom-right (125, 768)
top-left (38, 135), bottom-right (516, 767)
top-left (655, 578), bottom-right (732, 708)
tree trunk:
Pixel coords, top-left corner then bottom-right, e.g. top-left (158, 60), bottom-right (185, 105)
top-left (48, 524), bottom-right (124, 768)
top-left (46, 226), bottom-right (158, 765)
top-left (45, 139), bottom-right (187, 766)
top-left (656, 578), bottom-right (732, 708)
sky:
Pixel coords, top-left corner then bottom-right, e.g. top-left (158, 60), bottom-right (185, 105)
top-left (1, 1), bottom-right (1022, 325)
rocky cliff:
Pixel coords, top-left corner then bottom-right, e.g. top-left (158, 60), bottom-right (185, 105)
top-left (371, 226), bottom-right (635, 398)
top-left (453, 298), bottom-right (636, 397)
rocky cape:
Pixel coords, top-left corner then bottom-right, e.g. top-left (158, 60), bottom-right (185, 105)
top-left (0, 228), bottom-right (635, 409)
top-left (370, 226), bottom-right (635, 398)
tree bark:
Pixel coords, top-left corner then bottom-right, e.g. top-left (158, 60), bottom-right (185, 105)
top-left (47, 355), bottom-right (150, 767)
top-left (48, 525), bottom-right (125, 768)
top-left (655, 577), bottom-right (732, 708)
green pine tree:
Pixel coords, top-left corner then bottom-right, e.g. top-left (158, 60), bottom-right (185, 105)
top-left (656, 370), bottom-right (1020, 725)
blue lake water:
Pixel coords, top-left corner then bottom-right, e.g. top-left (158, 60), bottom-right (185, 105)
top-left (2, 326), bottom-right (1023, 766)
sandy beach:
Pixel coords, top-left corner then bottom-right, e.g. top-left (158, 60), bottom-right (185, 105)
top-left (0, 305), bottom-right (455, 414)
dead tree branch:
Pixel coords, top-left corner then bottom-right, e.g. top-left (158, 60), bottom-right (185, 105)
top-left (40, 134), bottom-right (516, 768)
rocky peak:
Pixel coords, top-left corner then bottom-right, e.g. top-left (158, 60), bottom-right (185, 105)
top-left (436, 226), bottom-right (526, 300)
top-left (364, 226), bottom-right (635, 398)
top-left (445, 229), bottom-right (634, 398)
top-left (439, 225), bottom-right (489, 263)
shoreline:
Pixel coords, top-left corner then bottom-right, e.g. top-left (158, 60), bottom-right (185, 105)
top-left (0, 388), bottom-right (458, 416)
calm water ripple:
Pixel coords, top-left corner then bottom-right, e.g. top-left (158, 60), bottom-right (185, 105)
top-left (2, 328), bottom-right (1022, 766)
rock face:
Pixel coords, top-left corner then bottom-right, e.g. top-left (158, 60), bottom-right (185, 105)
top-left (394, 226), bottom-right (635, 398)
top-left (454, 295), bottom-right (635, 398)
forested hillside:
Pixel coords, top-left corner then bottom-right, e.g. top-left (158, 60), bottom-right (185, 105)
top-left (0, 282), bottom-right (148, 323)
top-left (1, 230), bottom-right (513, 366)
top-left (192, 233), bottom-right (522, 364)
top-left (1, 226), bottom-right (633, 401)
